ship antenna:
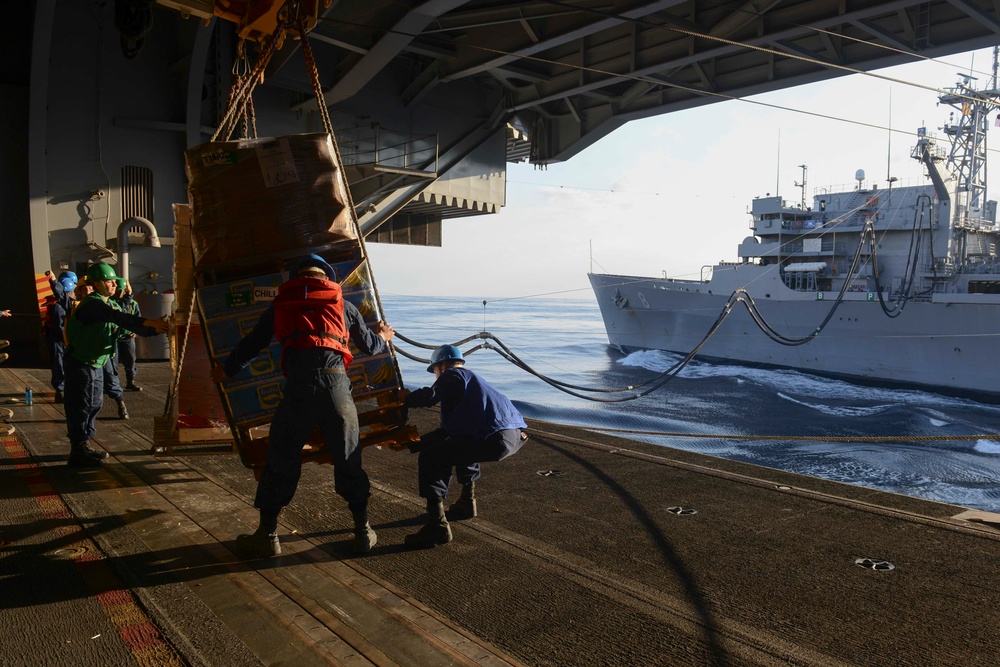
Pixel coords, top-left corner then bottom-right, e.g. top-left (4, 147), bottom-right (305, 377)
top-left (794, 164), bottom-right (807, 209)
top-left (886, 87), bottom-right (898, 188)
top-left (775, 129), bottom-right (781, 196)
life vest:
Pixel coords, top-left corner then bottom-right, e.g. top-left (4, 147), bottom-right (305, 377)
top-left (273, 275), bottom-right (353, 367)
top-left (65, 293), bottom-right (117, 368)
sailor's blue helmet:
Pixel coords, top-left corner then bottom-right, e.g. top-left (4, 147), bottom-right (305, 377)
top-left (294, 254), bottom-right (336, 281)
top-left (427, 344), bottom-right (464, 373)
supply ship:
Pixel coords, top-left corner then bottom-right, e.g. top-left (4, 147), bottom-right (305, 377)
top-left (590, 52), bottom-right (1000, 400)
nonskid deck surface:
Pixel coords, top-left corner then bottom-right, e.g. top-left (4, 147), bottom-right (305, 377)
top-left (2, 362), bottom-right (1000, 666)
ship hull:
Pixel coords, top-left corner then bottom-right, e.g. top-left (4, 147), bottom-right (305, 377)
top-left (589, 272), bottom-right (1000, 400)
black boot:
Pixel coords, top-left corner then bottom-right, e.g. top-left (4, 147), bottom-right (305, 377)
top-left (235, 511), bottom-right (280, 558)
top-left (234, 529), bottom-right (280, 558)
top-left (54, 390), bottom-right (64, 403)
top-left (404, 497), bottom-right (452, 549)
top-left (68, 441), bottom-right (107, 467)
top-left (116, 396), bottom-right (129, 420)
top-left (448, 482), bottom-right (477, 520)
top-left (350, 507), bottom-right (377, 554)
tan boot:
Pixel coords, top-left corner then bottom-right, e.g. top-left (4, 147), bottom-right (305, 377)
top-left (404, 498), bottom-right (452, 549)
top-left (447, 482), bottom-right (477, 520)
top-left (350, 508), bottom-right (377, 554)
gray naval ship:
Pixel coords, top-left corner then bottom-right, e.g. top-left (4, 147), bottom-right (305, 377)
top-left (590, 52), bottom-right (1000, 400)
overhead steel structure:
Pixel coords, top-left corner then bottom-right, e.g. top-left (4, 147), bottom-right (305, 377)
top-left (173, 0), bottom-right (1000, 236)
top-left (3, 0), bottom-right (1000, 339)
top-left (241, 0), bottom-right (1000, 159)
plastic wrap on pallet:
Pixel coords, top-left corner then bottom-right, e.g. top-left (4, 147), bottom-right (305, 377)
top-left (185, 134), bottom-right (357, 266)
top-left (199, 256), bottom-right (399, 429)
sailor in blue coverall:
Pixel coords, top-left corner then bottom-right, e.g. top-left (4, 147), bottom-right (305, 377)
top-left (402, 344), bottom-right (527, 548)
top-left (211, 255), bottom-right (394, 557)
top-left (44, 270), bottom-right (77, 402)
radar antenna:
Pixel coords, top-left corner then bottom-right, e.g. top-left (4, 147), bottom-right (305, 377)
top-left (938, 46), bottom-right (1000, 212)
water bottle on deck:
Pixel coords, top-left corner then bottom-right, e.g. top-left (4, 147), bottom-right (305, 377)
top-left (25, 386), bottom-right (32, 406)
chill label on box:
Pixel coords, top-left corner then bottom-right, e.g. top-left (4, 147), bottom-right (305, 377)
top-left (253, 286), bottom-right (278, 301)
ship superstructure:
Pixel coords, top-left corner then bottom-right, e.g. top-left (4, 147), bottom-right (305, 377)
top-left (590, 50), bottom-right (1000, 399)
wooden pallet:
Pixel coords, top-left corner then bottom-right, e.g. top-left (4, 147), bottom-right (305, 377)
top-left (151, 416), bottom-right (237, 456)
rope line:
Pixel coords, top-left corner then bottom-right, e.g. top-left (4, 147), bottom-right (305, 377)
top-left (392, 198), bottom-right (973, 404)
top-left (561, 424), bottom-right (1000, 443)
top-left (394, 328), bottom-right (1000, 440)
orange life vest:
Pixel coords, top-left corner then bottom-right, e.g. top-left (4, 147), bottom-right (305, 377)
top-left (273, 276), bottom-right (353, 367)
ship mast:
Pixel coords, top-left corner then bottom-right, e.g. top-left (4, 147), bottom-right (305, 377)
top-left (938, 47), bottom-right (1000, 216)
top-left (794, 164), bottom-right (807, 209)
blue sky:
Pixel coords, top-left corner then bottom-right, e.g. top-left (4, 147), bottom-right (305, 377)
top-left (368, 47), bottom-right (1000, 301)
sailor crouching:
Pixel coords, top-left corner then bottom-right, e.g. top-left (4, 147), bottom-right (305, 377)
top-left (402, 344), bottom-right (528, 548)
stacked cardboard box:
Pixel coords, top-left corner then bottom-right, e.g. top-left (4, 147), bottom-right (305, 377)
top-left (172, 203), bottom-right (195, 322)
top-left (185, 134), bottom-right (357, 266)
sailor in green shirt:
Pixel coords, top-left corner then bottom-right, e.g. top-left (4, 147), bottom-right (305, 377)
top-left (114, 277), bottom-right (142, 392)
top-left (64, 262), bottom-right (169, 467)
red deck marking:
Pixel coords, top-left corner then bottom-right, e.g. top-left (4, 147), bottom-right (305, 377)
top-left (2, 434), bottom-right (185, 666)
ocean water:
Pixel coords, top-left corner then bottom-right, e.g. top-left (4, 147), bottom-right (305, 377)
top-left (381, 294), bottom-right (1000, 513)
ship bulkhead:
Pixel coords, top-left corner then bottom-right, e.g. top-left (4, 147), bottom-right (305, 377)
top-left (589, 266), bottom-right (1000, 398)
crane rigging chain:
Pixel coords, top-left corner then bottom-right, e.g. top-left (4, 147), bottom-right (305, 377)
top-left (296, 12), bottom-right (335, 137)
top-left (212, 26), bottom-right (280, 142)
top-left (227, 40), bottom-right (258, 140)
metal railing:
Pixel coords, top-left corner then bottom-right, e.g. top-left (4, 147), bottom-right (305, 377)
top-left (335, 123), bottom-right (438, 173)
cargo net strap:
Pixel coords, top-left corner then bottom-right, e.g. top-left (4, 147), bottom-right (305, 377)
top-left (162, 288), bottom-right (200, 426)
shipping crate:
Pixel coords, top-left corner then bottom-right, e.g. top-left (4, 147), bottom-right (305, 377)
top-left (156, 134), bottom-right (418, 474)
top-left (185, 134), bottom-right (356, 265)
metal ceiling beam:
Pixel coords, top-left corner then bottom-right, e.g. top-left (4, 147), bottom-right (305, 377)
top-left (946, 0), bottom-right (1000, 33)
top-left (506, 0), bottom-right (955, 113)
top-left (442, 0), bottom-right (686, 81)
top-left (707, 0), bottom-right (782, 38)
top-left (296, 0), bottom-right (470, 110)
top-left (855, 18), bottom-right (913, 53)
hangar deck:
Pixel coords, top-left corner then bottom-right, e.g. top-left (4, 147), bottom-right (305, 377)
top-left (2, 360), bottom-right (999, 666)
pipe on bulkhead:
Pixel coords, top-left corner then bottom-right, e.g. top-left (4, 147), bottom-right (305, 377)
top-left (116, 216), bottom-right (160, 284)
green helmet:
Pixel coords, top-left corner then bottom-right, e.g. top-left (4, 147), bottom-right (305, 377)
top-left (86, 262), bottom-right (118, 282)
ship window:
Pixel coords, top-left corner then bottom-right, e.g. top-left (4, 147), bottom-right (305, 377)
top-left (970, 281), bottom-right (1000, 294)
